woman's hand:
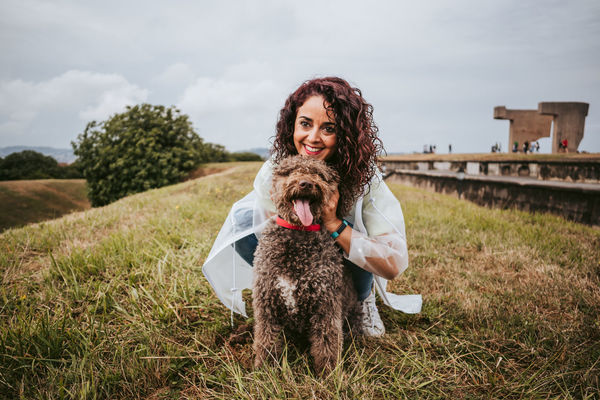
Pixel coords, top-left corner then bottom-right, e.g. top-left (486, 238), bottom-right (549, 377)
top-left (322, 188), bottom-right (342, 233)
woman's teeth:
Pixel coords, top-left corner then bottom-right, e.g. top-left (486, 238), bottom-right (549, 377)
top-left (305, 145), bottom-right (322, 153)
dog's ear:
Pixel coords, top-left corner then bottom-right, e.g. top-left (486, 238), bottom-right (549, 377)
top-left (272, 156), bottom-right (297, 178)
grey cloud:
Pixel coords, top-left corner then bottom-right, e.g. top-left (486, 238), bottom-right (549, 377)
top-left (0, 0), bottom-right (598, 153)
top-left (0, 70), bottom-right (148, 146)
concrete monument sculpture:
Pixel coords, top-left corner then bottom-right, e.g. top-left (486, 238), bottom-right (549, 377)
top-left (494, 102), bottom-right (590, 153)
top-left (538, 102), bottom-right (589, 153)
top-left (493, 106), bottom-right (552, 151)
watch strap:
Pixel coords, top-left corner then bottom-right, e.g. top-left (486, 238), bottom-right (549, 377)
top-left (331, 219), bottom-right (349, 239)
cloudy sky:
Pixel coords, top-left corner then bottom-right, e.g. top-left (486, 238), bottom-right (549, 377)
top-left (1, 0), bottom-right (598, 154)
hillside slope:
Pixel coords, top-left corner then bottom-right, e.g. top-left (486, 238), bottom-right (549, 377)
top-left (0, 179), bottom-right (90, 231)
top-left (1, 161), bottom-right (598, 398)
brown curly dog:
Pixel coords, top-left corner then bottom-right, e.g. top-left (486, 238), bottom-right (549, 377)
top-left (252, 155), bottom-right (362, 374)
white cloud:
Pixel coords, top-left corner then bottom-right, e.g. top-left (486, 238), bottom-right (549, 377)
top-left (0, 70), bottom-right (148, 146)
top-left (176, 70), bottom-right (286, 150)
top-left (0, 0), bottom-right (598, 152)
top-left (179, 77), bottom-right (280, 115)
top-left (153, 63), bottom-right (196, 89)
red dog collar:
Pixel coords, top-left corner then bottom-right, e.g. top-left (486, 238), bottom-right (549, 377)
top-left (275, 216), bottom-right (321, 231)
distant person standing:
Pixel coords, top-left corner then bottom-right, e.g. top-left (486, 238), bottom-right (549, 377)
top-left (523, 141), bottom-right (529, 154)
top-left (448, 144), bottom-right (452, 153)
top-left (512, 141), bottom-right (518, 153)
top-left (535, 141), bottom-right (540, 152)
top-left (560, 139), bottom-right (569, 153)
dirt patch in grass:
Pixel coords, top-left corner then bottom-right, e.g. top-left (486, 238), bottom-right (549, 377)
top-left (186, 166), bottom-right (232, 180)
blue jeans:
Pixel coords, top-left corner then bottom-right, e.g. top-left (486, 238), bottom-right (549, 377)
top-left (233, 233), bottom-right (374, 301)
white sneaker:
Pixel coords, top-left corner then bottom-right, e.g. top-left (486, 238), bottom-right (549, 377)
top-left (360, 290), bottom-right (385, 337)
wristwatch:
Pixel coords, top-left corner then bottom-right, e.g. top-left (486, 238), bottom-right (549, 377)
top-left (330, 219), bottom-right (349, 239)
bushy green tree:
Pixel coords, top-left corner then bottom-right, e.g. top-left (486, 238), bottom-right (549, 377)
top-left (0, 150), bottom-right (60, 180)
top-left (0, 151), bottom-right (83, 180)
top-left (55, 161), bottom-right (83, 179)
top-left (202, 143), bottom-right (230, 162)
top-left (72, 104), bottom-right (207, 206)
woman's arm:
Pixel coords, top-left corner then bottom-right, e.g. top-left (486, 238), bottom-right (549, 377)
top-left (322, 189), bottom-right (408, 281)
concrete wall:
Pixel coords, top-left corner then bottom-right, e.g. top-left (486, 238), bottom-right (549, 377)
top-left (387, 171), bottom-right (600, 225)
top-left (381, 159), bottom-right (600, 183)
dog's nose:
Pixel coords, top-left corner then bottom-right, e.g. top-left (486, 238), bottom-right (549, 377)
top-left (299, 180), bottom-right (314, 190)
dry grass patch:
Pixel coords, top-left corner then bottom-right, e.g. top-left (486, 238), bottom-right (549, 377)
top-left (0, 179), bottom-right (90, 232)
top-left (387, 183), bottom-right (599, 396)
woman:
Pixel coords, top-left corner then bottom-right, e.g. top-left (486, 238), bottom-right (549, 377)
top-left (202, 77), bottom-right (421, 336)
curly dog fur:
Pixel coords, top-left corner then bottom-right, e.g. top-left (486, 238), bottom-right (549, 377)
top-left (252, 155), bottom-right (362, 373)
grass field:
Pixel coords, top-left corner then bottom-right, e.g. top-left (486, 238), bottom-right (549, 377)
top-left (0, 179), bottom-right (90, 232)
top-left (1, 162), bottom-right (598, 398)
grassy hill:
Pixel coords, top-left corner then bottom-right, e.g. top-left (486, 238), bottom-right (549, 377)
top-left (1, 162), bottom-right (598, 398)
top-left (0, 179), bottom-right (90, 232)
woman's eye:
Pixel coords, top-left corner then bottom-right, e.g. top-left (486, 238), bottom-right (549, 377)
top-left (324, 126), bottom-right (335, 134)
top-left (300, 120), bottom-right (310, 128)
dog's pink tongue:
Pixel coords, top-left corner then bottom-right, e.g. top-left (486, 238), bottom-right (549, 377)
top-left (293, 199), bottom-right (313, 226)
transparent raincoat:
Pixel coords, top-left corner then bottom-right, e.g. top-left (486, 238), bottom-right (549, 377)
top-left (202, 160), bottom-right (422, 321)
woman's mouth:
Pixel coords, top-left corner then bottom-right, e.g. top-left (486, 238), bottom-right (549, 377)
top-left (303, 144), bottom-right (323, 155)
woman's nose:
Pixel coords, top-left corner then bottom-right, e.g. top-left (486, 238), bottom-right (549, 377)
top-left (306, 127), bottom-right (320, 142)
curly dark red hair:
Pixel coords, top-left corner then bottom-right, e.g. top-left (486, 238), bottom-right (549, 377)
top-left (272, 77), bottom-right (384, 210)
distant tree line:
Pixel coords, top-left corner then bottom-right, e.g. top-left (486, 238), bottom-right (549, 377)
top-left (204, 144), bottom-right (266, 162)
top-left (0, 150), bottom-right (82, 180)
top-left (72, 103), bottom-right (263, 206)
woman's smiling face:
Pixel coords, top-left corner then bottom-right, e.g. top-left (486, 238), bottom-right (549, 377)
top-left (293, 95), bottom-right (337, 161)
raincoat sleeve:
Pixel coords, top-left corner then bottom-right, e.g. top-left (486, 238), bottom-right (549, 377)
top-left (201, 192), bottom-right (257, 317)
top-left (348, 172), bottom-right (422, 314)
top-left (201, 161), bottom-right (275, 318)
top-left (347, 174), bottom-right (409, 278)
top-left (253, 159), bottom-right (276, 216)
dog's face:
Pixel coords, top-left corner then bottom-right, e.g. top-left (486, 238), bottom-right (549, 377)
top-left (271, 155), bottom-right (339, 226)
